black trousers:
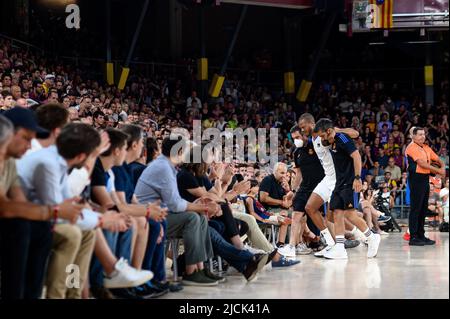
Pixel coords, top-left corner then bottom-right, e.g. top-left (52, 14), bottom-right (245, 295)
top-left (408, 174), bottom-right (430, 239)
top-left (0, 219), bottom-right (52, 299)
top-left (211, 203), bottom-right (240, 240)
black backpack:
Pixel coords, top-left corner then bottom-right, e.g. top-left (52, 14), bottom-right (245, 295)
top-left (439, 222), bottom-right (449, 233)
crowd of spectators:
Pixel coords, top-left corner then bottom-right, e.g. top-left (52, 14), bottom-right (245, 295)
top-left (0, 35), bottom-right (449, 299)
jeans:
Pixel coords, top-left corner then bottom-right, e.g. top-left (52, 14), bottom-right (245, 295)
top-left (209, 227), bottom-right (253, 273)
top-left (142, 219), bottom-right (166, 282)
top-left (89, 228), bottom-right (133, 288)
top-left (0, 219), bottom-right (52, 299)
top-left (208, 219), bottom-right (225, 235)
top-left (116, 228), bottom-right (133, 262)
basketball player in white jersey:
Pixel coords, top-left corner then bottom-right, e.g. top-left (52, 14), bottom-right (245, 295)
top-left (297, 113), bottom-right (360, 257)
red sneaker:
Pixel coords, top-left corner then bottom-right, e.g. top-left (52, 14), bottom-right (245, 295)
top-left (403, 232), bottom-right (410, 241)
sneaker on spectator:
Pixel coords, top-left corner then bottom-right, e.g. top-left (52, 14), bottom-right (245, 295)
top-left (243, 243), bottom-right (266, 255)
top-left (182, 270), bottom-right (219, 286)
top-left (203, 268), bottom-right (226, 283)
top-left (429, 220), bottom-right (439, 228)
top-left (153, 281), bottom-right (184, 293)
top-left (272, 256), bottom-right (301, 268)
top-left (104, 258), bottom-right (154, 289)
top-left (295, 243), bottom-right (313, 255)
top-left (344, 239), bottom-right (360, 249)
top-left (278, 244), bottom-right (296, 257)
top-left (266, 248), bottom-right (278, 265)
top-left (324, 245), bottom-right (348, 260)
top-left (243, 253), bottom-right (269, 281)
top-left (378, 215), bottom-right (391, 223)
top-left (379, 230), bottom-right (389, 235)
top-left (132, 282), bottom-right (169, 299)
top-left (308, 239), bottom-right (325, 251)
top-left (110, 288), bottom-right (143, 299)
top-left (367, 233), bottom-right (381, 258)
top-left (91, 287), bottom-right (115, 299)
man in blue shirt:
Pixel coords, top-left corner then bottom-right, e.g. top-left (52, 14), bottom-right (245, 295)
top-left (113, 124), bottom-right (174, 298)
top-left (89, 128), bottom-right (166, 299)
top-left (135, 137), bottom-right (222, 286)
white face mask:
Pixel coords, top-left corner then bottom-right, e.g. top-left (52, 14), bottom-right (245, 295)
top-left (294, 139), bottom-right (304, 148)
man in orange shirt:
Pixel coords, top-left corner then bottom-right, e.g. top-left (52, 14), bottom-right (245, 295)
top-left (405, 127), bottom-right (445, 246)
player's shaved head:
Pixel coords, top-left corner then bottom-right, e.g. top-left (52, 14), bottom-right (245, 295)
top-left (299, 113), bottom-right (315, 124)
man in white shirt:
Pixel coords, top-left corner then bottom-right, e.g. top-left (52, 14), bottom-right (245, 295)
top-left (186, 90), bottom-right (201, 108)
top-left (297, 113), bottom-right (363, 257)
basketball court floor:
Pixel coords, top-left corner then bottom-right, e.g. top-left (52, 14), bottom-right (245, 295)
top-left (163, 231), bottom-right (449, 299)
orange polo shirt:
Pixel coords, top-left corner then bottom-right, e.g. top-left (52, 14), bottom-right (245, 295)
top-left (405, 142), bottom-right (439, 176)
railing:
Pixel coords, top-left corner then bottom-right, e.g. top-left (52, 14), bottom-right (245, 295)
top-left (392, 189), bottom-right (409, 219)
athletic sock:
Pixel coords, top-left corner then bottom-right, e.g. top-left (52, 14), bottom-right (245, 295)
top-left (335, 235), bottom-right (345, 249)
top-left (363, 228), bottom-right (374, 239)
top-left (321, 228), bottom-right (335, 246)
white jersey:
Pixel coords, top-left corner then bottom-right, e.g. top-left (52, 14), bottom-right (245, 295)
top-left (312, 135), bottom-right (336, 178)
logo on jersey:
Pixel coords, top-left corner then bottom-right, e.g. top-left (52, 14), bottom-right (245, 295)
top-left (348, 203), bottom-right (353, 208)
top-left (308, 149), bottom-right (314, 155)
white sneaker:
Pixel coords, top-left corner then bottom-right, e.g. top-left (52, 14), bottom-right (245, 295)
top-left (324, 246), bottom-right (348, 260)
top-left (314, 245), bottom-right (332, 258)
top-left (277, 244), bottom-right (296, 257)
top-left (243, 244), bottom-right (266, 255)
top-left (367, 233), bottom-right (381, 258)
top-left (103, 257), bottom-right (154, 289)
top-left (295, 243), bottom-right (313, 255)
top-left (379, 231), bottom-right (389, 236)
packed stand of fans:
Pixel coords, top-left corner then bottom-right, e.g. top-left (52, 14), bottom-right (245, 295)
top-left (0, 36), bottom-right (449, 299)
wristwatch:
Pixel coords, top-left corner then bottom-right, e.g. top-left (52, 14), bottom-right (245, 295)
top-left (354, 175), bottom-right (361, 180)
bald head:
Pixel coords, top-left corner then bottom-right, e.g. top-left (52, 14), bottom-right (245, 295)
top-left (11, 85), bottom-right (21, 100)
top-left (298, 113), bottom-right (316, 136)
